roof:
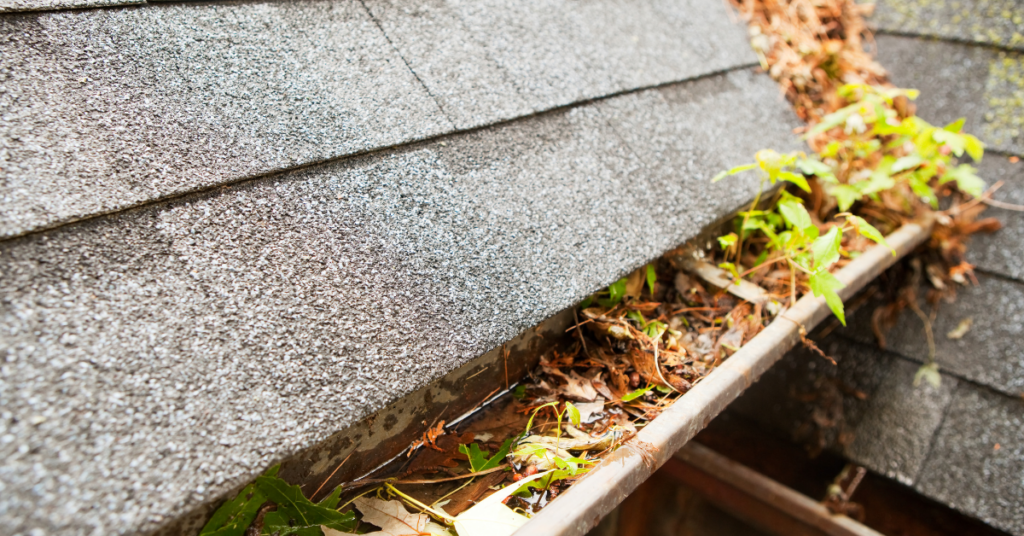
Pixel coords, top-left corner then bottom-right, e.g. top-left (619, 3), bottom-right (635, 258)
top-left (733, 4), bottom-right (1024, 533)
top-left (0, 1), bottom-right (802, 534)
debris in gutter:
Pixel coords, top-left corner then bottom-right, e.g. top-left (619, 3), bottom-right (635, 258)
top-left (199, 223), bottom-right (897, 536)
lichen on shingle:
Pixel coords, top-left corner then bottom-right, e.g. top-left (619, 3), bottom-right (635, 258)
top-left (872, 0), bottom-right (1024, 51)
top-left (982, 52), bottom-right (1024, 147)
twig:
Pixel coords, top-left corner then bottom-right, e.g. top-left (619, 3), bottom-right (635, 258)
top-left (941, 180), bottom-right (1003, 216)
top-left (906, 266), bottom-right (936, 363)
top-left (310, 451), bottom-right (354, 500)
top-left (394, 465), bottom-right (507, 485)
top-left (799, 326), bottom-right (836, 365)
top-left (787, 258), bottom-right (798, 308)
top-left (385, 483), bottom-right (457, 523)
top-left (739, 255), bottom-right (787, 276)
top-left (503, 344), bottom-right (509, 391)
top-left (984, 198), bottom-right (1024, 212)
top-left (564, 317), bottom-right (594, 331)
top-left (572, 308), bottom-right (591, 359)
top-left (431, 476), bottom-right (477, 508)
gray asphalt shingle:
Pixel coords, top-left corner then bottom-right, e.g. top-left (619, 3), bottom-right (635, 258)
top-left (447, 0), bottom-right (755, 113)
top-left (0, 0), bottom-right (140, 12)
top-left (0, 1), bottom-right (452, 240)
top-left (0, 70), bottom-right (800, 536)
top-left (361, 0), bottom-right (533, 129)
top-left (728, 336), bottom-right (891, 444)
top-left (845, 274), bottom-right (1024, 396)
top-left (0, 0), bottom-right (757, 241)
top-left (916, 384), bottom-right (1024, 535)
top-left (843, 358), bottom-right (957, 486)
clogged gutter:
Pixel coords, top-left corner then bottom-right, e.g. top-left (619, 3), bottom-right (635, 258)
top-left (198, 1), bottom-right (1005, 535)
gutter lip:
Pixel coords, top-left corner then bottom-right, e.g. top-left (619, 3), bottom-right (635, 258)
top-left (515, 217), bottom-right (935, 536)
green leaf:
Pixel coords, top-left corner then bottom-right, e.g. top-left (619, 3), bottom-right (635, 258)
top-left (755, 149), bottom-right (797, 183)
top-left (712, 163), bottom-right (757, 182)
top-left (512, 469), bottom-right (575, 497)
top-left (778, 171), bottom-right (812, 192)
top-left (892, 155), bottom-right (923, 173)
top-left (820, 141), bottom-right (842, 158)
top-left (717, 232), bottom-right (738, 250)
top-left (808, 271), bottom-right (846, 325)
top-left (644, 320), bottom-right (666, 340)
top-left (513, 384), bottom-right (527, 399)
top-left (849, 216), bottom-right (892, 254)
top-left (579, 296), bottom-right (593, 309)
top-left (201, 466), bottom-right (279, 536)
top-left (913, 362), bottom-right (942, 388)
top-left (942, 118), bottom-right (965, 133)
top-left (943, 164), bottom-right (986, 197)
top-left (809, 103), bottom-right (859, 135)
top-left (718, 262), bottom-right (741, 284)
top-left (964, 134), bottom-right (985, 162)
top-left (621, 384), bottom-right (653, 402)
top-left (932, 128), bottom-right (966, 157)
top-left (753, 249), bottom-right (770, 269)
top-left (200, 486), bottom-right (266, 536)
top-left (909, 175), bottom-right (938, 207)
top-left (256, 475), bottom-right (357, 536)
top-left (796, 157), bottom-right (834, 178)
top-left (318, 485), bottom-right (344, 511)
top-left (829, 184), bottom-right (861, 211)
top-left (860, 168), bottom-right (896, 196)
top-left (811, 226), bottom-right (842, 271)
top-left (459, 438), bottom-right (514, 472)
top-left (598, 277), bottom-right (628, 307)
top-left (565, 402), bottom-right (582, 427)
top-left (626, 310), bottom-right (646, 327)
top-left (778, 199), bottom-right (813, 232)
top-left (645, 264), bottom-right (657, 295)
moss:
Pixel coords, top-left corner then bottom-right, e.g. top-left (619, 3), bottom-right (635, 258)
top-left (873, 0), bottom-right (1024, 51)
top-left (982, 52), bottom-right (1024, 147)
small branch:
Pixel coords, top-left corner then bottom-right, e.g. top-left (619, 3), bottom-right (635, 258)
top-left (941, 180), bottom-right (1004, 216)
top-left (983, 198), bottom-right (1024, 212)
top-left (385, 483), bottom-right (457, 523)
top-left (394, 466), bottom-right (507, 485)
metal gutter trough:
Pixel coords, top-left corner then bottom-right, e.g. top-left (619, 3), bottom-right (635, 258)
top-left (515, 219), bottom-right (933, 536)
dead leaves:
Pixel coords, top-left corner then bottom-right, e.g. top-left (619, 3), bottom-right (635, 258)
top-left (408, 421), bottom-right (448, 455)
top-left (451, 471), bottom-right (552, 536)
top-left (322, 498), bottom-right (447, 536)
top-left (406, 432), bottom-right (474, 475)
top-left (732, 0), bottom-right (888, 124)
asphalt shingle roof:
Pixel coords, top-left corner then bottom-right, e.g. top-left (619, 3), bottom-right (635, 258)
top-left (0, 0), bottom-right (798, 526)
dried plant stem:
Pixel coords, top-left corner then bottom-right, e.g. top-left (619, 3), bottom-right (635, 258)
top-left (907, 297), bottom-right (936, 362)
top-left (385, 483), bottom-right (457, 523)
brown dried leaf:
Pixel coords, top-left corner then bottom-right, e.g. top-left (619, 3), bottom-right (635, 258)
top-left (441, 470), bottom-right (509, 516)
top-left (406, 432), bottom-right (474, 474)
top-left (560, 371), bottom-right (598, 402)
top-left (629, 348), bottom-right (669, 388)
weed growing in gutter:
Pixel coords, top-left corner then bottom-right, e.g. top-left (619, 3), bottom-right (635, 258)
top-left (712, 84), bottom-right (985, 325)
top-left (722, 0), bottom-right (1001, 381)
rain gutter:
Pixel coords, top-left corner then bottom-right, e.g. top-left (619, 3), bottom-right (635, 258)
top-left (515, 217), bottom-right (934, 536)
